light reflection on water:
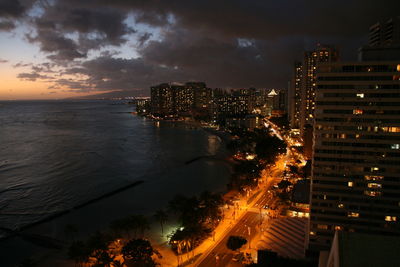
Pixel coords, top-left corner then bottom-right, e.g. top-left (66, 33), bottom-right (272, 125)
top-left (0, 100), bottom-right (231, 232)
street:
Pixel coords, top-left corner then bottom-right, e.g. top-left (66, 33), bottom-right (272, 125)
top-left (195, 156), bottom-right (287, 266)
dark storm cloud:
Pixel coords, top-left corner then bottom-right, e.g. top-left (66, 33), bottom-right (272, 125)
top-left (0, 20), bottom-right (15, 31)
top-left (0, 0), bottom-right (35, 30)
top-left (13, 61), bottom-right (32, 68)
top-left (17, 71), bottom-right (50, 81)
top-left (0, 0), bottom-right (25, 18)
top-left (26, 30), bottom-right (86, 61)
top-left (65, 56), bottom-right (187, 91)
top-left (80, 0), bottom-right (399, 39)
top-left (10, 0), bottom-right (400, 93)
top-left (24, 1), bottom-right (134, 62)
top-left (136, 32), bottom-right (152, 47)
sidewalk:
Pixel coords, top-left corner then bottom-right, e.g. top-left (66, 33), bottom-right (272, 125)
top-left (152, 160), bottom-right (284, 267)
top-left (190, 184), bottom-right (270, 266)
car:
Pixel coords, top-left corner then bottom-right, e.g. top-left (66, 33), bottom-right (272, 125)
top-left (232, 252), bottom-right (244, 262)
top-left (263, 205), bottom-right (269, 209)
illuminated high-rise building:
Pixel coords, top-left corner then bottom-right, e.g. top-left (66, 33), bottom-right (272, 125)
top-left (300, 44), bottom-right (339, 135)
top-left (150, 82), bottom-right (211, 117)
top-left (150, 83), bottom-right (175, 117)
top-left (288, 61), bottom-right (303, 129)
top-left (308, 60), bottom-right (400, 251)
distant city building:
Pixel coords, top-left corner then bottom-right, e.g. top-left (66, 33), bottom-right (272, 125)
top-left (368, 17), bottom-right (400, 47)
top-left (225, 114), bottom-right (263, 131)
top-left (308, 60), bottom-right (400, 251)
top-left (359, 17), bottom-right (400, 61)
top-left (288, 61), bottom-right (303, 129)
top-left (136, 97), bottom-right (151, 114)
top-left (150, 82), bottom-right (211, 118)
top-left (150, 83), bottom-right (175, 117)
top-left (300, 44), bottom-right (339, 136)
top-left (212, 89), bottom-right (250, 122)
top-left (150, 83), bottom-right (274, 127)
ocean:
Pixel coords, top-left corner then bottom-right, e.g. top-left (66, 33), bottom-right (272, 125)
top-left (0, 100), bottom-right (231, 264)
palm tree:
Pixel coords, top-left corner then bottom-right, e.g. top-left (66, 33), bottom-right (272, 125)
top-left (18, 258), bottom-right (36, 267)
top-left (112, 260), bottom-right (125, 267)
top-left (64, 224), bottom-right (79, 242)
top-left (199, 191), bottom-right (223, 226)
top-left (86, 231), bottom-right (113, 265)
top-left (68, 240), bottom-right (90, 267)
top-left (121, 238), bottom-right (156, 266)
top-left (154, 209), bottom-right (168, 235)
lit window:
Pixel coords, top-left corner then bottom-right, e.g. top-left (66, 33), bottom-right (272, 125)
top-left (348, 212), bottom-right (359, 218)
top-left (348, 181), bottom-right (353, 187)
top-left (388, 127), bottom-right (400, 133)
top-left (364, 190), bottom-right (382, 197)
top-left (385, 216), bottom-right (397, 222)
top-left (365, 175), bottom-right (384, 181)
top-left (397, 64), bottom-right (400, 71)
top-left (353, 109), bottom-right (363, 115)
top-left (368, 183), bottom-right (382, 188)
top-left (310, 231), bottom-right (316, 236)
top-left (371, 167), bottom-right (379, 172)
top-left (356, 93), bottom-right (364, 98)
top-left (391, 144), bottom-right (400, 150)
top-left (334, 226), bottom-right (343, 231)
top-left (338, 203), bottom-right (344, 208)
top-left (317, 224), bottom-right (328, 230)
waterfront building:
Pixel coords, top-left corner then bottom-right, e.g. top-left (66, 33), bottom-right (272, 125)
top-left (308, 60), bottom-right (400, 251)
top-left (136, 97), bottom-right (151, 114)
top-left (150, 83), bottom-right (175, 117)
top-left (150, 82), bottom-right (211, 118)
top-left (174, 83), bottom-right (193, 114)
top-left (190, 82), bottom-right (213, 118)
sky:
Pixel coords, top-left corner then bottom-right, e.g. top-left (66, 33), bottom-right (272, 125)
top-left (0, 0), bottom-right (399, 100)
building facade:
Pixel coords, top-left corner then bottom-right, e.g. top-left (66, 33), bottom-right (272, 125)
top-left (308, 61), bottom-right (400, 251)
top-left (300, 44), bottom-right (339, 135)
top-left (359, 17), bottom-right (400, 61)
top-left (150, 82), bottom-right (211, 117)
top-left (150, 83), bottom-right (175, 117)
top-left (289, 61), bottom-right (303, 129)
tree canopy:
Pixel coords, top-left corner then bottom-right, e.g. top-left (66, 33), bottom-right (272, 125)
top-left (122, 238), bottom-right (156, 267)
top-left (226, 235), bottom-right (247, 251)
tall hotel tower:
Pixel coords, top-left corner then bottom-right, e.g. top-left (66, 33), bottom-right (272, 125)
top-left (308, 18), bottom-right (400, 251)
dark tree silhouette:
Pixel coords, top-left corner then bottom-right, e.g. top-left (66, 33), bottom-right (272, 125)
top-left (86, 231), bottom-right (113, 266)
top-left (122, 239), bottom-right (156, 267)
top-left (226, 235), bottom-right (247, 251)
top-left (154, 209), bottom-right (168, 234)
top-left (64, 223), bottom-right (79, 242)
top-left (278, 180), bottom-right (292, 190)
top-left (18, 258), bottom-right (36, 267)
top-left (68, 240), bottom-right (90, 266)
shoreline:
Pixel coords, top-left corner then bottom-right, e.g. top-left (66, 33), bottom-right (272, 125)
top-left (0, 180), bottom-right (144, 242)
top-left (0, 113), bottom-right (234, 266)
